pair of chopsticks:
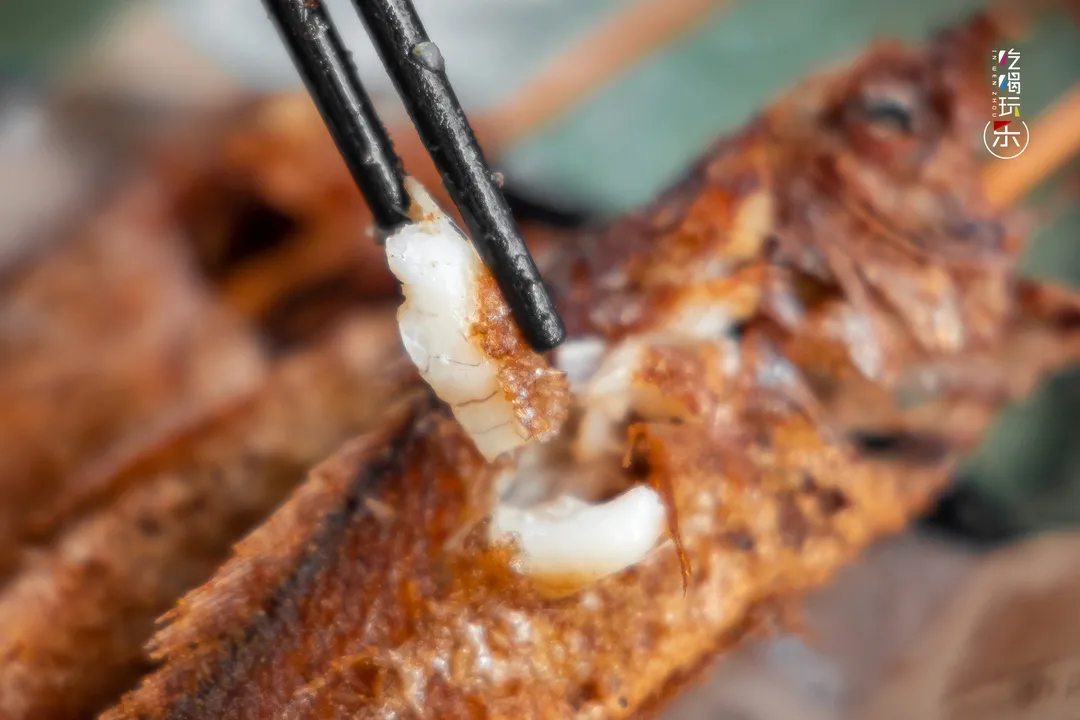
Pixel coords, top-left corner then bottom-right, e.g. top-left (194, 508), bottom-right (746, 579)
top-left (263, 0), bottom-right (565, 352)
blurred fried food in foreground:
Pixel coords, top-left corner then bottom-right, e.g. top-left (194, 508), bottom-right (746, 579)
top-left (0, 180), bottom-right (266, 581)
top-left (0, 310), bottom-right (405, 719)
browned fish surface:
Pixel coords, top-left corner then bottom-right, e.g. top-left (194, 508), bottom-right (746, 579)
top-left (100, 16), bottom-right (1080, 720)
top-left (0, 178), bottom-right (265, 581)
top-left (98, 394), bottom-right (950, 720)
top-left (0, 312), bottom-right (404, 720)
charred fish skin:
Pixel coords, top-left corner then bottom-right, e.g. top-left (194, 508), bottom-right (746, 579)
top-left (103, 16), bottom-right (1080, 720)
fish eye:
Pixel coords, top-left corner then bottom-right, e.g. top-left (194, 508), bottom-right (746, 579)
top-left (847, 84), bottom-right (921, 136)
top-left (859, 96), bottom-right (914, 133)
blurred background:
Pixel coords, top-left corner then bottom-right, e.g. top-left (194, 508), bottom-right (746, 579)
top-left (1, 1), bottom-right (1080, 718)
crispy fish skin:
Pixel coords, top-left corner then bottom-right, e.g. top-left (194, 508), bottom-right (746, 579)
top-left (101, 394), bottom-right (952, 720)
top-left (102, 16), bottom-right (1080, 720)
top-left (0, 312), bottom-right (404, 720)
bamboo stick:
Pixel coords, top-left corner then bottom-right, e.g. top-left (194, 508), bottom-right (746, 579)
top-left (983, 82), bottom-right (1080, 207)
top-left (481, 0), bottom-right (733, 151)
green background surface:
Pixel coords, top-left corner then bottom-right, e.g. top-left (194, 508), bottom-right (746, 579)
top-left (0, 2), bottom-right (123, 78)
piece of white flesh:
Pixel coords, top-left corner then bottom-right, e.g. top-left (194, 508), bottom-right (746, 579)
top-left (553, 336), bottom-right (607, 391)
top-left (490, 485), bottom-right (666, 584)
top-left (572, 340), bottom-right (645, 463)
top-left (385, 182), bottom-right (527, 461)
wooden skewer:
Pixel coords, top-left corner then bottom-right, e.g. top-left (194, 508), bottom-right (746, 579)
top-left (983, 82), bottom-right (1080, 208)
top-left (481, 0), bottom-right (733, 151)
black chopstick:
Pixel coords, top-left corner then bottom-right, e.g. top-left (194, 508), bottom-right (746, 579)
top-left (263, 0), bottom-right (408, 231)
top-left (262, 0), bottom-right (566, 352)
top-left (349, 0), bottom-right (566, 352)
